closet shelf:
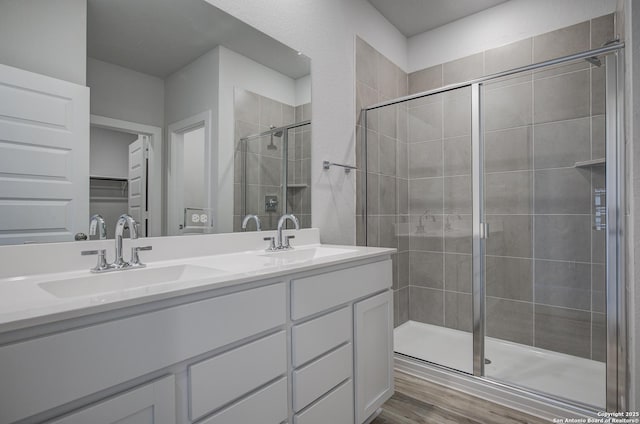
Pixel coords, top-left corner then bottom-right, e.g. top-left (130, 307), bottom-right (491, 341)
top-left (574, 158), bottom-right (605, 168)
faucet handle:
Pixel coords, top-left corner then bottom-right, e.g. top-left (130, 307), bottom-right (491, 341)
top-left (283, 235), bottom-right (295, 249)
top-left (81, 249), bottom-right (112, 273)
top-left (263, 236), bottom-right (277, 251)
top-left (131, 245), bottom-right (152, 267)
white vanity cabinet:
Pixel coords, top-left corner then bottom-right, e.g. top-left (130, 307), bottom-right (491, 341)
top-left (0, 255), bottom-right (393, 424)
top-left (290, 259), bottom-right (393, 424)
top-left (48, 376), bottom-right (176, 424)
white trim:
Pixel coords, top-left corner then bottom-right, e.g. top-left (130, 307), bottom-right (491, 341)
top-left (167, 111), bottom-right (213, 236)
top-left (90, 115), bottom-right (163, 237)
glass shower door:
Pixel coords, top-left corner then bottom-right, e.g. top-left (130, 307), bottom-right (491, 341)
top-left (479, 54), bottom-right (612, 408)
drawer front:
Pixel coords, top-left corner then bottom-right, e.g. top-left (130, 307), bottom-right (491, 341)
top-left (197, 377), bottom-right (287, 424)
top-left (0, 283), bottom-right (286, 424)
top-left (292, 307), bottom-right (351, 367)
top-left (291, 260), bottom-right (391, 320)
top-left (189, 331), bottom-right (287, 421)
top-left (294, 379), bottom-right (353, 424)
top-left (293, 343), bottom-right (352, 412)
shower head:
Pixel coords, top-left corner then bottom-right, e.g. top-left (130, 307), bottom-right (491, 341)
top-left (267, 125), bottom-right (282, 150)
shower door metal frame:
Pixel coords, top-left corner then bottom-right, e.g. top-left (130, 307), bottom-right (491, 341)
top-left (362, 42), bottom-right (626, 413)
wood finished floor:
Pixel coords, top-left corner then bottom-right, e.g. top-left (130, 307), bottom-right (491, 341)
top-left (371, 371), bottom-right (549, 424)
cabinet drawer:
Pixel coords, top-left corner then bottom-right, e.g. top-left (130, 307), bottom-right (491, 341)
top-left (294, 379), bottom-right (353, 424)
top-left (197, 377), bottom-right (287, 424)
top-left (0, 283), bottom-right (286, 424)
top-left (293, 343), bottom-right (352, 412)
top-left (292, 307), bottom-right (351, 367)
top-left (291, 260), bottom-right (391, 320)
top-left (189, 331), bottom-right (287, 421)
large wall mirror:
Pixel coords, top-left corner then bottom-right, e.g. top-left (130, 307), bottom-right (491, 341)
top-left (0, 0), bottom-right (311, 245)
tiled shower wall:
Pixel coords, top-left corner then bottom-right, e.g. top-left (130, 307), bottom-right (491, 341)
top-left (233, 88), bottom-right (312, 231)
top-left (357, 14), bottom-right (616, 361)
top-left (355, 36), bottom-right (409, 328)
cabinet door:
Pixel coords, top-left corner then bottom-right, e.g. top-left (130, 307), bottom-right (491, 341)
top-left (354, 291), bottom-right (393, 424)
top-left (48, 376), bottom-right (175, 424)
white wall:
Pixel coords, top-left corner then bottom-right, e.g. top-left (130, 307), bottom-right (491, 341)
top-left (183, 127), bottom-right (206, 209)
top-left (87, 58), bottom-right (165, 128)
top-left (408, 0), bottom-right (618, 72)
top-left (206, 0), bottom-right (407, 244)
top-left (0, 0), bottom-right (86, 85)
top-left (89, 127), bottom-right (137, 179)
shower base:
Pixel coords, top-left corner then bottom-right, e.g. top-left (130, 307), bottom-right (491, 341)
top-left (394, 320), bottom-right (605, 408)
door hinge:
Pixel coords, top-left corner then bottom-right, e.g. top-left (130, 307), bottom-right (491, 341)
top-left (480, 222), bottom-right (490, 239)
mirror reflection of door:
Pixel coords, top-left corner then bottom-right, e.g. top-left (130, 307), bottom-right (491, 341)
top-left (89, 127), bottom-right (148, 238)
top-left (167, 112), bottom-right (211, 236)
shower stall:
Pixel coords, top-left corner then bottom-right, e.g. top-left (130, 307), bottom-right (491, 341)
top-left (360, 43), bottom-right (625, 413)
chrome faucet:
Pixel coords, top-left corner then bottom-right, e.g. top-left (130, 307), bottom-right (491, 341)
top-left (89, 214), bottom-right (107, 240)
top-left (114, 214), bottom-right (139, 268)
top-left (242, 214), bottom-right (262, 231)
top-left (276, 214), bottom-right (299, 250)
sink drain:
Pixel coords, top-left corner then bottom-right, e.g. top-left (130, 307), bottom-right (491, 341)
top-left (485, 358), bottom-right (492, 365)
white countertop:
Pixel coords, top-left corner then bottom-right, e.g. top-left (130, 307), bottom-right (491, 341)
top-left (0, 240), bottom-right (394, 334)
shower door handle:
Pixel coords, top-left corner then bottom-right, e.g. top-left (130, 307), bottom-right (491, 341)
top-left (480, 223), bottom-right (489, 239)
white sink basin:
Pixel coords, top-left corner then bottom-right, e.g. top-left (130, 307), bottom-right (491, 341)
top-left (39, 265), bottom-right (225, 298)
top-left (259, 246), bottom-right (357, 264)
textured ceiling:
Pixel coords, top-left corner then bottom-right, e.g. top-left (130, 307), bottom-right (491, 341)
top-left (87, 0), bottom-right (310, 79)
top-left (368, 0), bottom-right (510, 37)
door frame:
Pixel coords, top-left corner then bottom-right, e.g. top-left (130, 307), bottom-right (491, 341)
top-left (90, 115), bottom-right (163, 237)
top-left (167, 111), bottom-right (213, 236)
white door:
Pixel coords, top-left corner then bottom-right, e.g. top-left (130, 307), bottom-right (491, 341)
top-left (49, 376), bottom-right (175, 424)
top-left (354, 290), bottom-right (394, 424)
top-left (128, 135), bottom-right (147, 236)
top-left (0, 64), bottom-right (89, 244)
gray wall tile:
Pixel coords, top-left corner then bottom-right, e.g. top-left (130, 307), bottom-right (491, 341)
top-left (259, 96), bottom-right (283, 128)
top-left (444, 214), bottom-right (472, 254)
top-left (486, 215), bottom-right (533, 258)
top-left (356, 36), bottom-right (378, 89)
top-left (534, 70), bottom-right (590, 124)
top-left (533, 117), bottom-right (591, 169)
top-left (398, 251), bottom-right (409, 288)
top-left (486, 256), bottom-right (533, 301)
top-left (535, 260), bottom-right (591, 310)
top-left (443, 91), bottom-right (471, 138)
top-left (409, 177), bottom-right (443, 214)
top-left (409, 286), bottom-right (444, 325)
top-left (367, 130), bottom-right (379, 174)
top-left (443, 136), bottom-right (471, 176)
top-left (484, 126), bottom-right (533, 173)
top-left (235, 89), bottom-right (260, 124)
top-left (591, 312), bottom-right (606, 361)
top-left (379, 215), bottom-right (398, 249)
top-left (592, 115), bottom-right (606, 159)
top-left (410, 251), bottom-right (444, 289)
top-left (409, 141), bottom-right (443, 178)
top-left (367, 215), bottom-right (379, 247)
top-left (445, 292), bottom-right (473, 332)
top-left (592, 264), bottom-right (606, 313)
top-left (398, 178), bottom-right (409, 214)
top-left (379, 104), bottom-right (397, 138)
top-left (408, 101), bottom-right (443, 142)
top-left (444, 176), bottom-right (471, 214)
top-left (409, 214), bottom-right (443, 252)
top-left (378, 135), bottom-right (397, 176)
top-left (443, 53), bottom-right (484, 85)
top-left (485, 171), bottom-right (533, 214)
top-left (592, 65), bottom-right (606, 116)
top-left (378, 55), bottom-right (399, 100)
top-left (591, 14), bottom-right (615, 49)
top-left (534, 215), bottom-right (591, 262)
top-left (486, 297), bottom-right (533, 345)
top-left (484, 81), bottom-right (533, 131)
top-left (534, 168), bottom-right (591, 214)
top-left (408, 65), bottom-right (443, 94)
top-left (398, 287), bottom-right (409, 326)
top-left (380, 175), bottom-right (397, 215)
top-left (444, 253), bottom-right (471, 293)
top-left (367, 173), bottom-right (379, 215)
top-left (484, 38), bottom-right (533, 75)
top-left (535, 304), bottom-right (591, 358)
top-left (533, 21), bottom-right (590, 63)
